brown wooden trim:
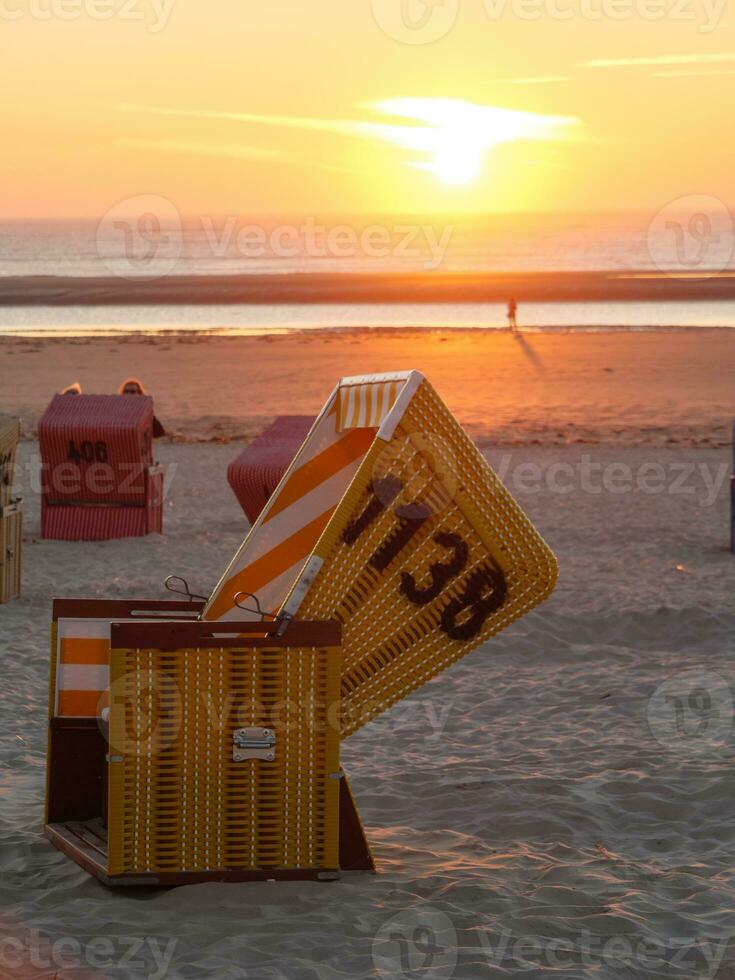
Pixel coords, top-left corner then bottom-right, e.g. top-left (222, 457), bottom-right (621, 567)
top-left (46, 823), bottom-right (108, 880)
top-left (52, 597), bottom-right (205, 621)
top-left (50, 716), bottom-right (100, 731)
top-left (339, 773), bottom-right (376, 873)
top-left (46, 720), bottom-right (106, 824)
top-left (110, 619), bottom-right (342, 650)
top-left (45, 825), bottom-right (343, 885)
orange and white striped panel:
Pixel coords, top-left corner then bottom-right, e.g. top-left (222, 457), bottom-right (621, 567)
top-left (55, 619), bottom-right (110, 717)
top-left (337, 376), bottom-right (404, 431)
top-left (203, 373), bottom-right (416, 623)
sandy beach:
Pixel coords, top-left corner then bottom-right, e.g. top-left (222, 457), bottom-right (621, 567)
top-left (3, 327), bottom-right (735, 446)
top-left (1, 329), bottom-right (735, 978)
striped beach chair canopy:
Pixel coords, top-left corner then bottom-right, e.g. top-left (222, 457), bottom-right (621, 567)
top-left (204, 371), bottom-right (558, 735)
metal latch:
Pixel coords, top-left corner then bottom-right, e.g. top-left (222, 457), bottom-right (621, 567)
top-left (232, 728), bottom-right (276, 762)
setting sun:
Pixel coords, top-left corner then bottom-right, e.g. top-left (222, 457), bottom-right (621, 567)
top-left (372, 97), bottom-right (578, 186)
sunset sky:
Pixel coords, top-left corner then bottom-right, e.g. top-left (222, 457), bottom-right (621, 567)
top-left (1, 0), bottom-right (733, 218)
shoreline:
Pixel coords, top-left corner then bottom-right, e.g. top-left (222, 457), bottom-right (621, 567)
top-left (2, 268), bottom-right (735, 306)
top-left (2, 322), bottom-right (735, 338)
top-left (3, 323), bottom-right (735, 338)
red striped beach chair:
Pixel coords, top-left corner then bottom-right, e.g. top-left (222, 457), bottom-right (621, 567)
top-left (227, 415), bottom-right (315, 524)
top-left (38, 394), bottom-right (163, 540)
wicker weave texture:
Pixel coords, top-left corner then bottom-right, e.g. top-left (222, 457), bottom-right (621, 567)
top-left (293, 378), bottom-right (558, 736)
top-left (0, 418), bottom-right (21, 508)
top-left (227, 416), bottom-right (315, 524)
top-left (38, 394), bottom-right (153, 505)
top-left (0, 501), bottom-right (22, 603)
top-left (107, 643), bottom-right (341, 876)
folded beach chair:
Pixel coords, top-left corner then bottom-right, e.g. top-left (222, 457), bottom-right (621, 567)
top-left (38, 394), bottom-right (163, 540)
top-left (0, 417), bottom-right (22, 603)
top-left (44, 371), bottom-right (556, 885)
top-left (227, 415), bottom-right (316, 523)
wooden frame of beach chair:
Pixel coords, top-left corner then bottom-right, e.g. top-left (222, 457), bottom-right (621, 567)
top-left (45, 604), bottom-right (372, 885)
top-left (38, 394), bottom-right (164, 540)
top-left (227, 415), bottom-right (316, 524)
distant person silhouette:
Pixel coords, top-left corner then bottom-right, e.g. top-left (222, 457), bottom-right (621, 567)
top-left (507, 298), bottom-right (518, 333)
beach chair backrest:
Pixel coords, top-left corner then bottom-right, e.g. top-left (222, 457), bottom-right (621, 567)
top-left (39, 394), bottom-right (154, 505)
top-left (50, 598), bottom-right (204, 719)
top-left (204, 371), bottom-right (557, 736)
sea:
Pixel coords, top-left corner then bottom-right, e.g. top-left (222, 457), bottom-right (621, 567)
top-left (1, 210), bottom-right (734, 335)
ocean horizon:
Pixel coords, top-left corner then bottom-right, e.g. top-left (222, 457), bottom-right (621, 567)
top-left (2, 211), bottom-right (734, 333)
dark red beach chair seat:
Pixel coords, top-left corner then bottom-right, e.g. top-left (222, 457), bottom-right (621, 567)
top-left (227, 415), bottom-right (315, 524)
top-left (38, 394), bottom-right (163, 540)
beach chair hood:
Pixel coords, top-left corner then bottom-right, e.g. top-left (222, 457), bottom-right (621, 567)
top-left (203, 370), bottom-right (557, 736)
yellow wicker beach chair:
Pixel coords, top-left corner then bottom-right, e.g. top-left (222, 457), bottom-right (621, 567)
top-left (45, 371), bottom-right (556, 886)
top-left (204, 371), bottom-right (557, 735)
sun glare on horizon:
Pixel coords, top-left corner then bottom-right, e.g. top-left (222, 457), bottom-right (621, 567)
top-left (372, 97), bottom-right (579, 186)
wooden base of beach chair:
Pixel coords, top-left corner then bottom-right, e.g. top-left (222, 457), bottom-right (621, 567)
top-left (0, 499), bottom-right (22, 603)
top-left (45, 775), bottom-right (373, 886)
top-left (45, 714), bottom-right (374, 886)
